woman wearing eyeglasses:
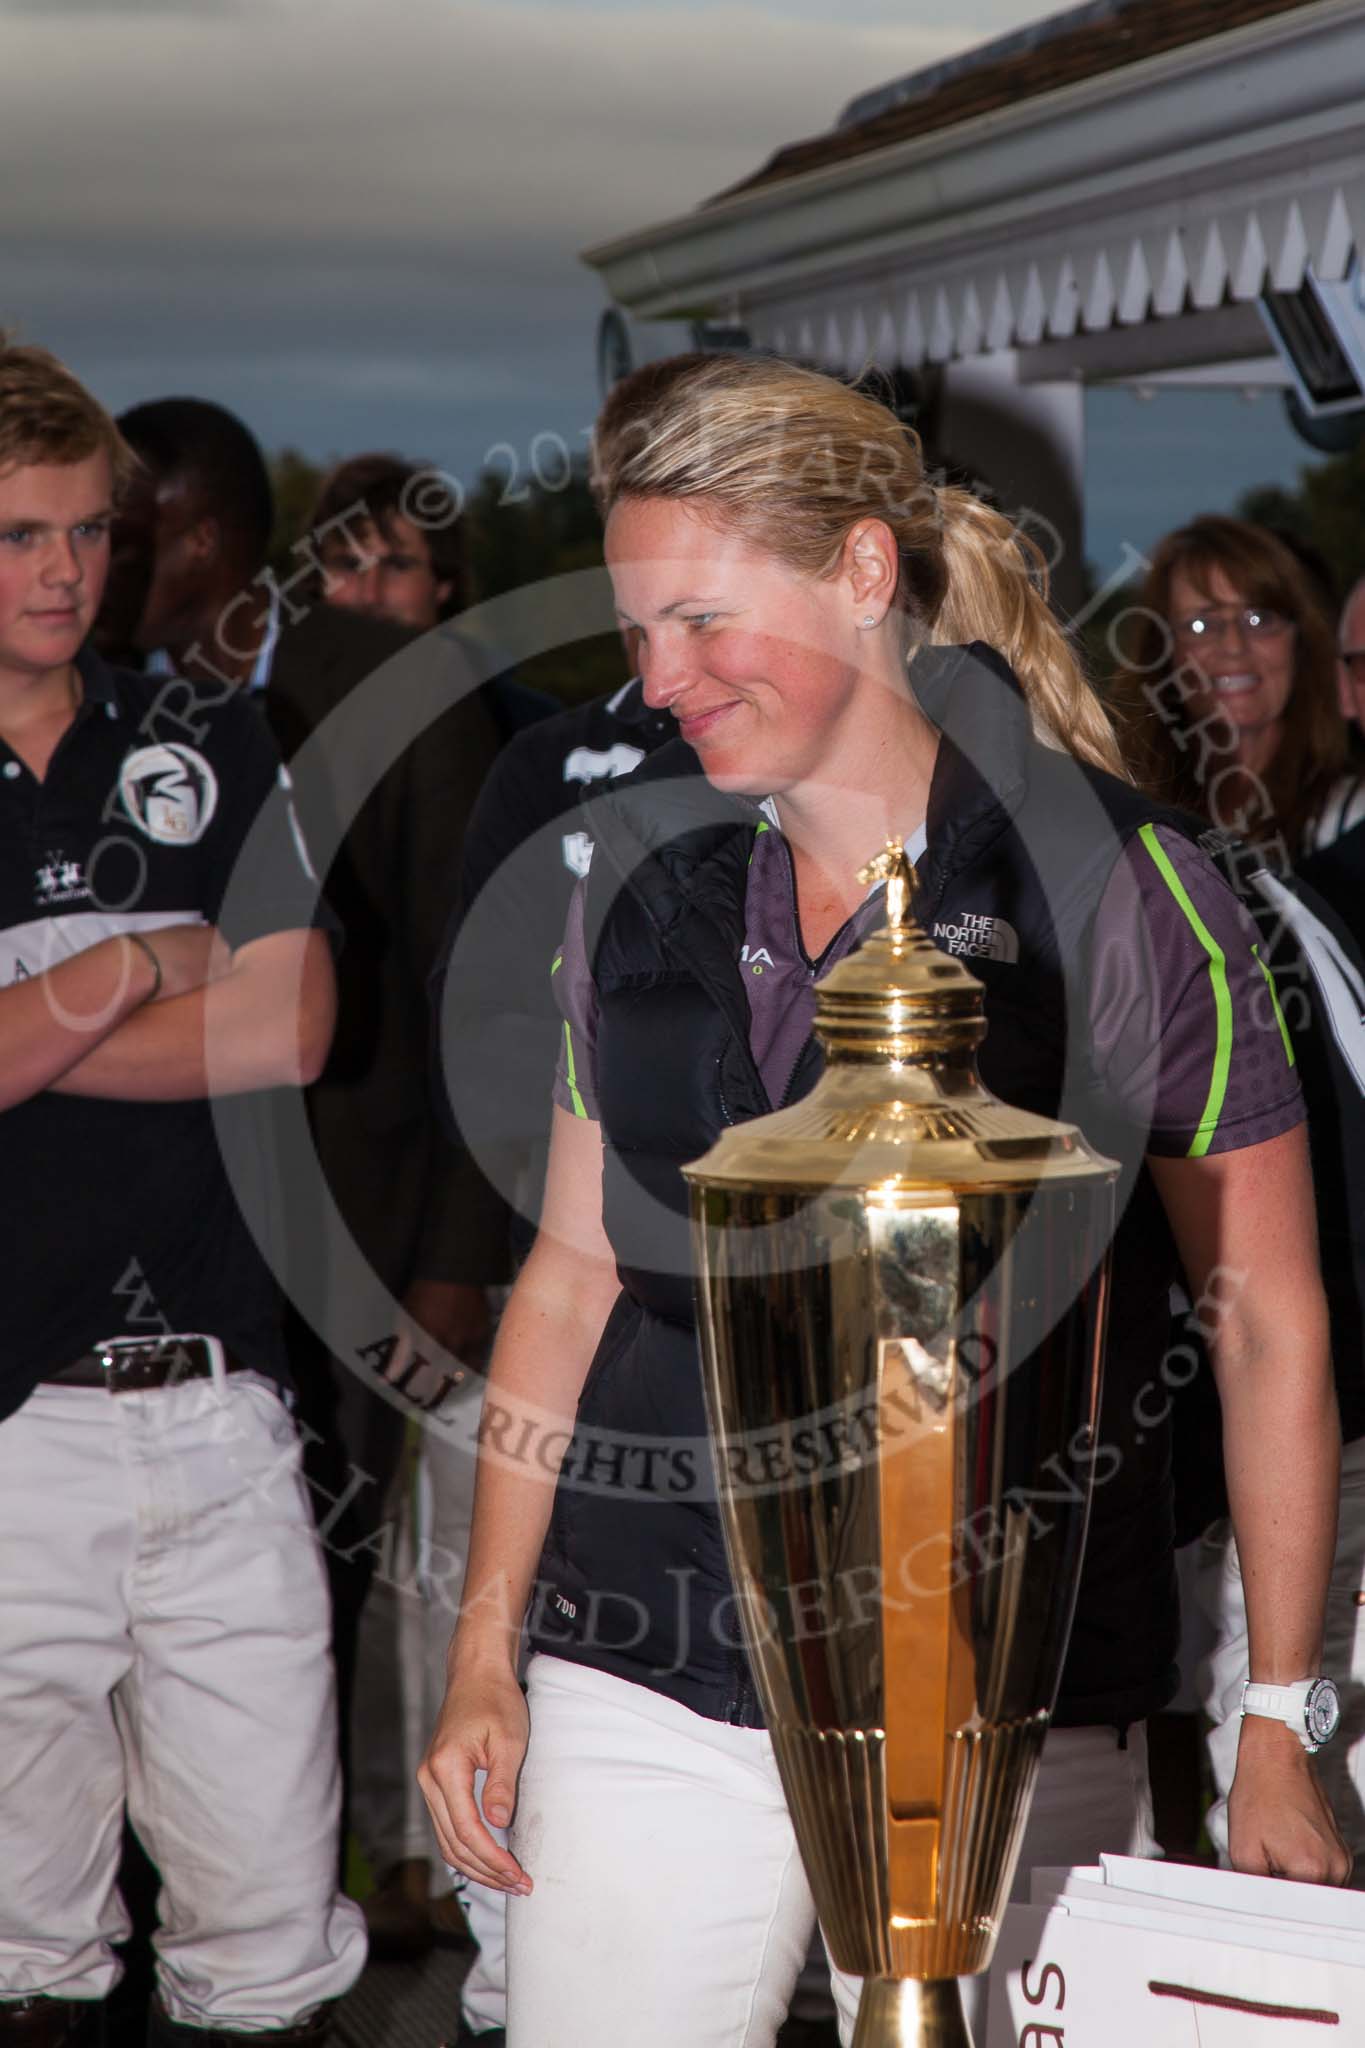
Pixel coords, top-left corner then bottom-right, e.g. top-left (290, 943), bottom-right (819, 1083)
top-left (1116, 515), bottom-right (1365, 1881)
top-left (1117, 515), bottom-right (1365, 854)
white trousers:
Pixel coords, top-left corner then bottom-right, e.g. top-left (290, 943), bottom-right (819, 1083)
top-left (505, 1656), bottom-right (1156, 2048)
top-left (1199, 1434), bottom-right (1365, 1877)
top-left (457, 1773), bottom-right (512, 2037)
top-left (348, 1380), bottom-right (508, 2031)
top-left (0, 1373), bottom-right (366, 2028)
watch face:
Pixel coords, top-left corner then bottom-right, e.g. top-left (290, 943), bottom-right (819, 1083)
top-left (1306, 1678), bottom-right (1341, 1744)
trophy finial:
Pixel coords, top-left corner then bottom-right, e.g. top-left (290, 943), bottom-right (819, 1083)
top-left (857, 837), bottom-right (917, 934)
top-left (816, 831), bottom-right (982, 1064)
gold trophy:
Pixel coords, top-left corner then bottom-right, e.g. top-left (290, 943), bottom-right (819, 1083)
top-left (683, 843), bottom-right (1117, 2048)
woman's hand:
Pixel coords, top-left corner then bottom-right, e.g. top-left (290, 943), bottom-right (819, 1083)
top-left (414, 1111), bottom-right (621, 1899)
top-left (418, 1657), bottom-right (533, 1895)
top-left (1228, 1714), bottom-right (1351, 1883)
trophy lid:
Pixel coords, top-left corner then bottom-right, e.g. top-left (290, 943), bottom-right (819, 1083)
top-left (682, 838), bottom-right (1116, 1195)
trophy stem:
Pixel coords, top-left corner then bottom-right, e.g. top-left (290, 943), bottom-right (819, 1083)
top-left (850, 1976), bottom-right (974, 2048)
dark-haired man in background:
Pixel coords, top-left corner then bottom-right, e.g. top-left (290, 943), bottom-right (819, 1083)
top-left (96, 399), bottom-right (504, 1821)
top-left (296, 450), bottom-right (553, 1970)
top-left (307, 450), bottom-right (552, 741)
top-left (311, 452), bottom-right (464, 633)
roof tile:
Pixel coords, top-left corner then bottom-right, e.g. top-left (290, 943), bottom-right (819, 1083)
top-left (715, 0), bottom-right (1319, 204)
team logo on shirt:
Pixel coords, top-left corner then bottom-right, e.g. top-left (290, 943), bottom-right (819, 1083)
top-left (740, 943), bottom-right (777, 975)
top-left (562, 830), bottom-right (595, 879)
top-left (559, 743), bottom-right (646, 876)
top-left (562, 743), bottom-right (644, 784)
top-left (118, 744), bottom-right (219, 846)
top-left (35, 851), bottom-right (90, 906)
top-left (932, 912), bottom-right (1019, 963)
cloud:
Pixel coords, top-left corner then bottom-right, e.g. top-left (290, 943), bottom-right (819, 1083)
top-left (0, 0), bottom-right (1021, 475)
top-left (504, 0), bottom-right (1021, 26)
top-left (0, 0), bottom-right (257, 13)
top-left (0, 1), bottom-right (942, 245)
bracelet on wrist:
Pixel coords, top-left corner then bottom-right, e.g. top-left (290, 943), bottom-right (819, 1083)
top-left (127, 931), bottom-right (163, 1002)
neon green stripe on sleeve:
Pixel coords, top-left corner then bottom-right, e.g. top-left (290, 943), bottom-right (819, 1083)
top-left (562, 1020), bottom-right (588, 1118)
top-left (1136, 822), bottom-right (1232, 1159)
top-left (1252, 944), bottom-right (1295, 1069)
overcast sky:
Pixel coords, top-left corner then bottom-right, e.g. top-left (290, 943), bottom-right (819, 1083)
top-left (0, 0), bottom-right (1318, 581)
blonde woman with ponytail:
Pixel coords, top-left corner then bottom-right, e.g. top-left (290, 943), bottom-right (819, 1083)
top-left (423, 356), bottom-right (1346, 2048)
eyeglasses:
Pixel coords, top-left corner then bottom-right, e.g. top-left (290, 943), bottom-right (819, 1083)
top-left (1340, 647), bottom-right (1365, 683)
top-left (1172, 605), bottom-right (1293, 644)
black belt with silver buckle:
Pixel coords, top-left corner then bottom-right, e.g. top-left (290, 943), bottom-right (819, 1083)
top-left (43, 1339), bottom-right (246, 1392)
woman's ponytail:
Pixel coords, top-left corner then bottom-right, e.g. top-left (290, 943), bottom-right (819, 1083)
top-left (931, 488), bottom-right (1127, 780)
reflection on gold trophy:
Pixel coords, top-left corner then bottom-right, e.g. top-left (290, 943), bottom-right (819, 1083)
top-left (684, 842), bottom-right (1117, 2048)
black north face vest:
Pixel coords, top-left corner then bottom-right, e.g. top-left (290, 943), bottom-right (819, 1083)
top-left (530, 646), bottom-right (1204, 1729)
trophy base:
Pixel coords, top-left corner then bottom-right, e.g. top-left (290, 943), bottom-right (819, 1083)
top-left (850, 1976), bottom-right (973, 2048)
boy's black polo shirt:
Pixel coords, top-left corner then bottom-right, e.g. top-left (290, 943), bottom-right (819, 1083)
top-left (0, 650), bottom-right (325, 1422)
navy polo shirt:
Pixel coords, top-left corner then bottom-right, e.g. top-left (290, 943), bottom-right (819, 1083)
top-left (0, 649), bottom-right (325, 1421)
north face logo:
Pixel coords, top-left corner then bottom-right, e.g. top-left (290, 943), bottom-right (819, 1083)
top-left (932, 912), bottom-right (1019, 963)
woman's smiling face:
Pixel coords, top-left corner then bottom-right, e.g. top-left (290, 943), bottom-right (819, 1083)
top-left (1167, 561), bottom-right (1297, 753)
top-left (605, 495), bottom-right (871, 799)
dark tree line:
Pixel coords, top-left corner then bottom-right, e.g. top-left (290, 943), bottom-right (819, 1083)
top-left (1237, 436), bottom-right (1365, 606)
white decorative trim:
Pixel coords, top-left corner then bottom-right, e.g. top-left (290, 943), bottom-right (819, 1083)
top-left (586, 0), bottom-right (1365, 374)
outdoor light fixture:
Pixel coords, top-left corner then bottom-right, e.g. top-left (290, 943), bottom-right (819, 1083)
top-left (1259, 260), bottom-right (1365, 421)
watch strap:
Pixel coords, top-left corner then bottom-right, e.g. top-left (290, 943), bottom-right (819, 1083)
top-left (1240, 1678), bottom-right (1325, 1752)
top-left (1242, 1679), bottom-right (1308, 1715)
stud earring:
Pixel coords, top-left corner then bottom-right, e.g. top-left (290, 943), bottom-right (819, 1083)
top-left (862, 615), bottom-right (876, 629)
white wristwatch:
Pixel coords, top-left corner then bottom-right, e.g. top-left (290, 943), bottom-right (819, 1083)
top-left (1240, 1677), bottom-right (1341, 1753)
